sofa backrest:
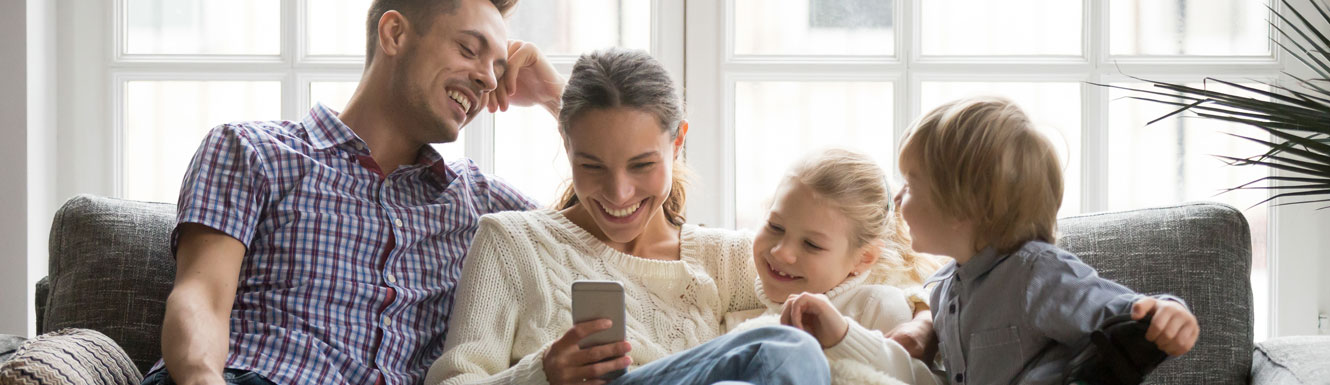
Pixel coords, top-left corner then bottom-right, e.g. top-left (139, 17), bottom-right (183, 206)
top-left (37, 196), bottom-right (1255, 383)
top-left (41, 194), bottom-right (177, 375)
top-left (1059, 202), bottom-right (1254, 384)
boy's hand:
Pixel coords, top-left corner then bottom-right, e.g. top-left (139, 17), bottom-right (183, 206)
top-left (779, 292), bottom-right (848, 348)
top-left (1132, 297), bottom-right (1199, 356)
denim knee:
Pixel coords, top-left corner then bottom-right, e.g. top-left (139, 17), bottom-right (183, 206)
top-left (729, 325), bottom-right (829, 384)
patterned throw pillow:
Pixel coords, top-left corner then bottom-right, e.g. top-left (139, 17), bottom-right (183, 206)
top-left (0, 329), bottom-right (142, 385)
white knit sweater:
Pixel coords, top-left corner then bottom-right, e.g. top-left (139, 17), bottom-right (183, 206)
top-left (425, 209), bottom-right (761, 385)
top-left (724, 273), bottom-right (943, 385)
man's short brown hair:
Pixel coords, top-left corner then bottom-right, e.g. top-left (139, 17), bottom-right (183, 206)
top-left (898, 96), bottom-right (1064, 254)
top-left (365, 0), bottom-right (518, 65)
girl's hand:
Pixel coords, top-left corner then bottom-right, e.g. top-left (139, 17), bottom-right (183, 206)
top-left (1132, 297), bottom-right (1199, 356)
top-left (541, 319), bottom-right (632, 385)
top-left (883, 309), bottom-right (937, 361)
top-left (779, 292), bottom-right (849, 348)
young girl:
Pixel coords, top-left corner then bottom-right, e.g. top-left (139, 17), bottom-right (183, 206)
top-left (725, 149), bottom-right (945, 385)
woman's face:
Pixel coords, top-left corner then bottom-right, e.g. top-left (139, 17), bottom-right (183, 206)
top-left (752, 179), bottom-right (875, 302)
top-left (564, 107), bottom-right (681, 243)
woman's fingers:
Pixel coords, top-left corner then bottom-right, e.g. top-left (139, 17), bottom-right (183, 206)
top-left (569, 341), bottom-right (631, 366)
top-left (572, 355), bottom-right (632, 383)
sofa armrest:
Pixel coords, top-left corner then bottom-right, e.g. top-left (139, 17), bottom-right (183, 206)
top-left (1252, 336), bottom-right (1330, 384)
top-left (35, 276), bottom-right (48, 333)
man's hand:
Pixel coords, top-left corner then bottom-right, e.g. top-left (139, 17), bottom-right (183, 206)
top-left (1132, 297), bottom-right (1199, 356)
top-left (883, 308), bottom-right (937, 361)
top-left (488, 40), bottom-right (564, 117)
top-left (779, 293), bottom-right (849, 348)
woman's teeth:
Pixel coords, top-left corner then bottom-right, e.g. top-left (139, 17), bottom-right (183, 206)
top-left (603, 201), bottom-right (641, 218)
top-left (448, 90), bottom-right (471, 112)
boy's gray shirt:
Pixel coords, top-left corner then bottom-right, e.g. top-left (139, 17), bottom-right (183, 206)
top-left (926, 240), bottom-right (1184, 385)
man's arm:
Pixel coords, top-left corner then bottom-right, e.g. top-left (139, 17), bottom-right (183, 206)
top-left (160, 223), bottom-right (245, 385)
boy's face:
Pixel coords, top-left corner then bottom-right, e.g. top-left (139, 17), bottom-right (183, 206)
top-left (752, 179), bottom-right (874, 302)
top-left (898, 157), bottom-right (966, 259)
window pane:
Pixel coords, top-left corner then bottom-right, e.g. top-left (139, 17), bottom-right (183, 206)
top-left (308, 81), bottom-right (465, 161)
top-left (126, 0), bottom-right (279, 55)
top-left (1110, 0), bottom-right (1270, 56)
top-left (506, 0), bottom-right (651, 56)
top-left (1107, 82), bottom-right (1270, 340)
top-left (919, 82), bottom-right (1083, 215)
top-left (734, 0), bottom-right (893, 56)
top-left (735, 81), bottom-right (894, 231)
top-left (921, 0), bottom-right (1080, 56)
top-left (307, 0), bottom-right (373, 56)
top-left (123, 81), bottom-right (281, 203)
top-left (494, 107), bottom-right (566, 207)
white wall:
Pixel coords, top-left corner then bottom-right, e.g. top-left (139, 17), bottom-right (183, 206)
top-left (28, 0), bottom-right (59, 337)
top-left (0, 0), bottom-right (30, 336)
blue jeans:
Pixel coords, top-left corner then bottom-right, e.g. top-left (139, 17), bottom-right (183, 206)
top-left (141, 368), bottom-right (276, 385)
top-left (608, 325), bottom-right (830, 385)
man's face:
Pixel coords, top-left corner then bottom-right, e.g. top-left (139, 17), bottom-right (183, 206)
top-left (394, 0), bottom-right (507, 144)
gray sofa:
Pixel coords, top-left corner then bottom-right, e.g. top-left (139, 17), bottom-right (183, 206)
top-left (3, 195), bottom-right (1328, 384)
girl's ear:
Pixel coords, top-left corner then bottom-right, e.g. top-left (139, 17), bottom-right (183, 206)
top-left (853, 239), bottom-right (884, 276)
top-left (672, 121), bottom-right (689, 160)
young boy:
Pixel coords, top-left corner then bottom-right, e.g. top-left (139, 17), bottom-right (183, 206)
top-left (895, 96), bottom-right (1199, 384)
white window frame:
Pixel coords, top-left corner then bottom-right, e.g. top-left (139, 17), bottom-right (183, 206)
top-left (684, 0), bottom-right (1322, 339)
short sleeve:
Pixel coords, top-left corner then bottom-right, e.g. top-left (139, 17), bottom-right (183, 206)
top-left (172, 124), bottom-right (271, 255)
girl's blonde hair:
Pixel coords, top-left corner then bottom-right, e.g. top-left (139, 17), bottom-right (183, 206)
top-left (788, 149), bottom-right (942, 286)
top-left (898, 96), bottom-right (1062, 254)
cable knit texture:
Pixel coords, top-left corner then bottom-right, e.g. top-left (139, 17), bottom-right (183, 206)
top-left (426, 209), bottom-right (761, 385)
top-left (725, 273), bottom-right (942, 385)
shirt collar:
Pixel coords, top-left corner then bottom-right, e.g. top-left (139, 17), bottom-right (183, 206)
top-left (956, 246), bottom-right (1007, 283)
top-left (302, 103), bottom-right (364, 151)
top-left (302, 103), bottom-right (454, 183)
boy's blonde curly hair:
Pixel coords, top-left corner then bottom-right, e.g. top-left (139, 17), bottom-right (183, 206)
top-left (898, 96), bottom-right (1063, 254)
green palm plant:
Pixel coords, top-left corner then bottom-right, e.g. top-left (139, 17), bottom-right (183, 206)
top-left (1097, 0), bottom-right (1330, 209)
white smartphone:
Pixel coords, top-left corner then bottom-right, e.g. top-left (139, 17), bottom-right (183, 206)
top-left (571, 280), bottom-right (627, 380)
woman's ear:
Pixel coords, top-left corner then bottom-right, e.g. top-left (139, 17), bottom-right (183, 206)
top-left (672, 121), bottom-right (689, 160)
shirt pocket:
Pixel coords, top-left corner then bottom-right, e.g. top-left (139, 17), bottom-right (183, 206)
top-left (967, 326), bottom-right (1024, 381)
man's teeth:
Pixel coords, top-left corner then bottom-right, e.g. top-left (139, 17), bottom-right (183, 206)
top-left (448, 90), bottom-right (471, 112)
top-left (603, 201), bottom-right (641, 218)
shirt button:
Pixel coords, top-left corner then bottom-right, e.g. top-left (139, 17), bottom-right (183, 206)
top-left (384, 179), bottom-right (393, 188)
top-left (949, 303), bottom-right (957, 314)
top-left (394, 218), bottom-right (404, 228)
top-left (384, 318), bottom-right (392, 327)
top-left (386, 274), bottom-right (397, 284)
top-left (955, 373), bottom-right (964, 383)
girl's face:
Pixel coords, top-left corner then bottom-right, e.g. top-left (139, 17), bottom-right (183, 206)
top-left (753, 178), bottom-right (877, 302)
top-left (564, 107), bottom-right (681, 244)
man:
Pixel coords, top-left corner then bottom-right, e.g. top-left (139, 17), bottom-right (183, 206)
top-left (143, 0), bottom-right (562, 383)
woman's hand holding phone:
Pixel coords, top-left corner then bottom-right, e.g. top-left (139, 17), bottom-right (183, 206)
top-left (542, 319), bottom-right (633, 385)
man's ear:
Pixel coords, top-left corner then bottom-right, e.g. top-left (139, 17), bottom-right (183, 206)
top-left (672, 120), bottom-right (689, 160)
top-left (377, 10), bottom-right (411, 59)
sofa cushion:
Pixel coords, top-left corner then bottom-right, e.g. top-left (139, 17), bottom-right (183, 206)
top-left (0, 328), bottom-right (142, 385)
top-left (1058, 202), bottom-right (1253, 385)
top-left (1252, 336), bottom-right (1330, 384)
top-left (0, 335), bottom-right (24, 362)
top-left (43, 195), bottom-right (177, 375)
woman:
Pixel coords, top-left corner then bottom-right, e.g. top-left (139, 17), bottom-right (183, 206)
top-left (426, 48), bottom-right (830, 385)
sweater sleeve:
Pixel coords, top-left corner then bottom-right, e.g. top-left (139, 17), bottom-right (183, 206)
top-left (825, 287), bottom-right (942, 385)
top-left (426, 215), bottom-right (551, 385)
